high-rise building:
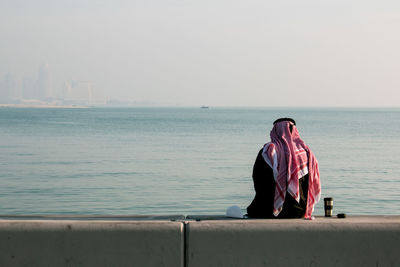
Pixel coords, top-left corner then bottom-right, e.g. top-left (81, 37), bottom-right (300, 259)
top-left (22, 77), bottom-right (35, 99)
top-left (0, 74), bottom-right (16, 103)
top-left (63, 79), bottom-right (92, 104)
top-left (37, 63), bottom-right (52, 100)
top-left (62, 79), bottom-right (106, 105)
top-left (0, 76), bottom-right (7, 103)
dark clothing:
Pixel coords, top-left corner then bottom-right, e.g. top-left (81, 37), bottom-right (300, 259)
top-left (247, 149), bottom-right (309, 218)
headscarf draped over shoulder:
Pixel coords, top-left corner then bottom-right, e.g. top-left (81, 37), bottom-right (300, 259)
top-left (262, 120), bottom-right (321, 219)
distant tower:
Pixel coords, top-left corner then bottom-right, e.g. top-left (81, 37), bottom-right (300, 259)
top-left (63, 79), bottom-right (94, 105)
top-left (22, 77), bottom-right (35, 99)
top-left (86, 81), bottom-right (93, 104)
top-left (37, 63), bottom-right (52, 100)
top-left (0, 74), bottom-right (16, 103)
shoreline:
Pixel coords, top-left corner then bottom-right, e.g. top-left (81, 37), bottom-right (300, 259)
top-left (0, 104), bottom-right (88, 108)
top-left (1, 104), bottom-right (400, 110)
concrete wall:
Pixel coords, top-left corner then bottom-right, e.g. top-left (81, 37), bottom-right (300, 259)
top-left (186, 216), bottom-right (400, 267)
top-left (1, 216), bottom-right (400, 267)
top-left (0, 220), bottom-right (184, 267)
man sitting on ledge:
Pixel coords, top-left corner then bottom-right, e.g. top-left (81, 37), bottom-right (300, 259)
top-left (247, 118), bottom-right (321, 219)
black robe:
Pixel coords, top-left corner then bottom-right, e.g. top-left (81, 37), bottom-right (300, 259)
top-left (247, 149), bottom-right (309, 218)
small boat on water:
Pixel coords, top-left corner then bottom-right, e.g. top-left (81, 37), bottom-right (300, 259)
top-left (200, 106), bottom-right (209, 109)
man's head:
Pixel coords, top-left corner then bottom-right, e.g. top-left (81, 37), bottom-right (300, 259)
top-left (273, 118), bottom-right (296, 133)
top-left (273, 118), bottom-right (296, 126)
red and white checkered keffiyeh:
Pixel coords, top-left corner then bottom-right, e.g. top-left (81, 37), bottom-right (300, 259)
top-left (262, 121), bottom-right (321, 219)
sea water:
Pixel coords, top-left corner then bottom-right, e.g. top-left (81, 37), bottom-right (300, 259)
top-left (0, 107), bottom-right (399, 216)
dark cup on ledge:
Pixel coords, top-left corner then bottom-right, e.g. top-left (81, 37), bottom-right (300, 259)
top-left (324, 197), bottom-right (333, 217)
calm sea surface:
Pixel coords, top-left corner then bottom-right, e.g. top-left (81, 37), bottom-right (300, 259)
top-left (0, 107), bottom-right (399, 216)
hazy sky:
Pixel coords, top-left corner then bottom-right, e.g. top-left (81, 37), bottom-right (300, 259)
top-left (1, 0), bottom-right (399, 107)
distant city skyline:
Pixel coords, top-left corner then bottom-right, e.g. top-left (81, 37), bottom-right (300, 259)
top-left (0, 64), bottom-right (106, 106)
top-left (1, 0), bottom-right (400, 107)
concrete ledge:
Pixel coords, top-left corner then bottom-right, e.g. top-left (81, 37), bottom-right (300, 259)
top-left (1, 216), bottom-right (400, 267)
top-left (186, 215), bottom-right (233, 220)
top-left (186, 216), bottom-right (400, 267)
top-left (0, 214), bottom-right (185, 221)
top-left (0, 220), bottom-right (184, 267)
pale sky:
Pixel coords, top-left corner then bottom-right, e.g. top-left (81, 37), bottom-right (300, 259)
top-left (1, 0), bottom-right (400, 107)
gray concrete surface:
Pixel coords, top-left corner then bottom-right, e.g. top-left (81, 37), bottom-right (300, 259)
top-left (186, 216), bottom-right (400, 267)
top-left (1, 216), bottom-right (400, 267)
top-left (0, 220), bottom-right (184, 267)
top-left (0, 214), bottom-right (185, 221)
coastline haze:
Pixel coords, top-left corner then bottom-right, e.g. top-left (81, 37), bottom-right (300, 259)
top-left (1, 0), bottom-right (400, 107)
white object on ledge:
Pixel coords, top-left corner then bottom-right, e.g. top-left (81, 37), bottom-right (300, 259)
top-left (226, 205), bottom-right (244, 218)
